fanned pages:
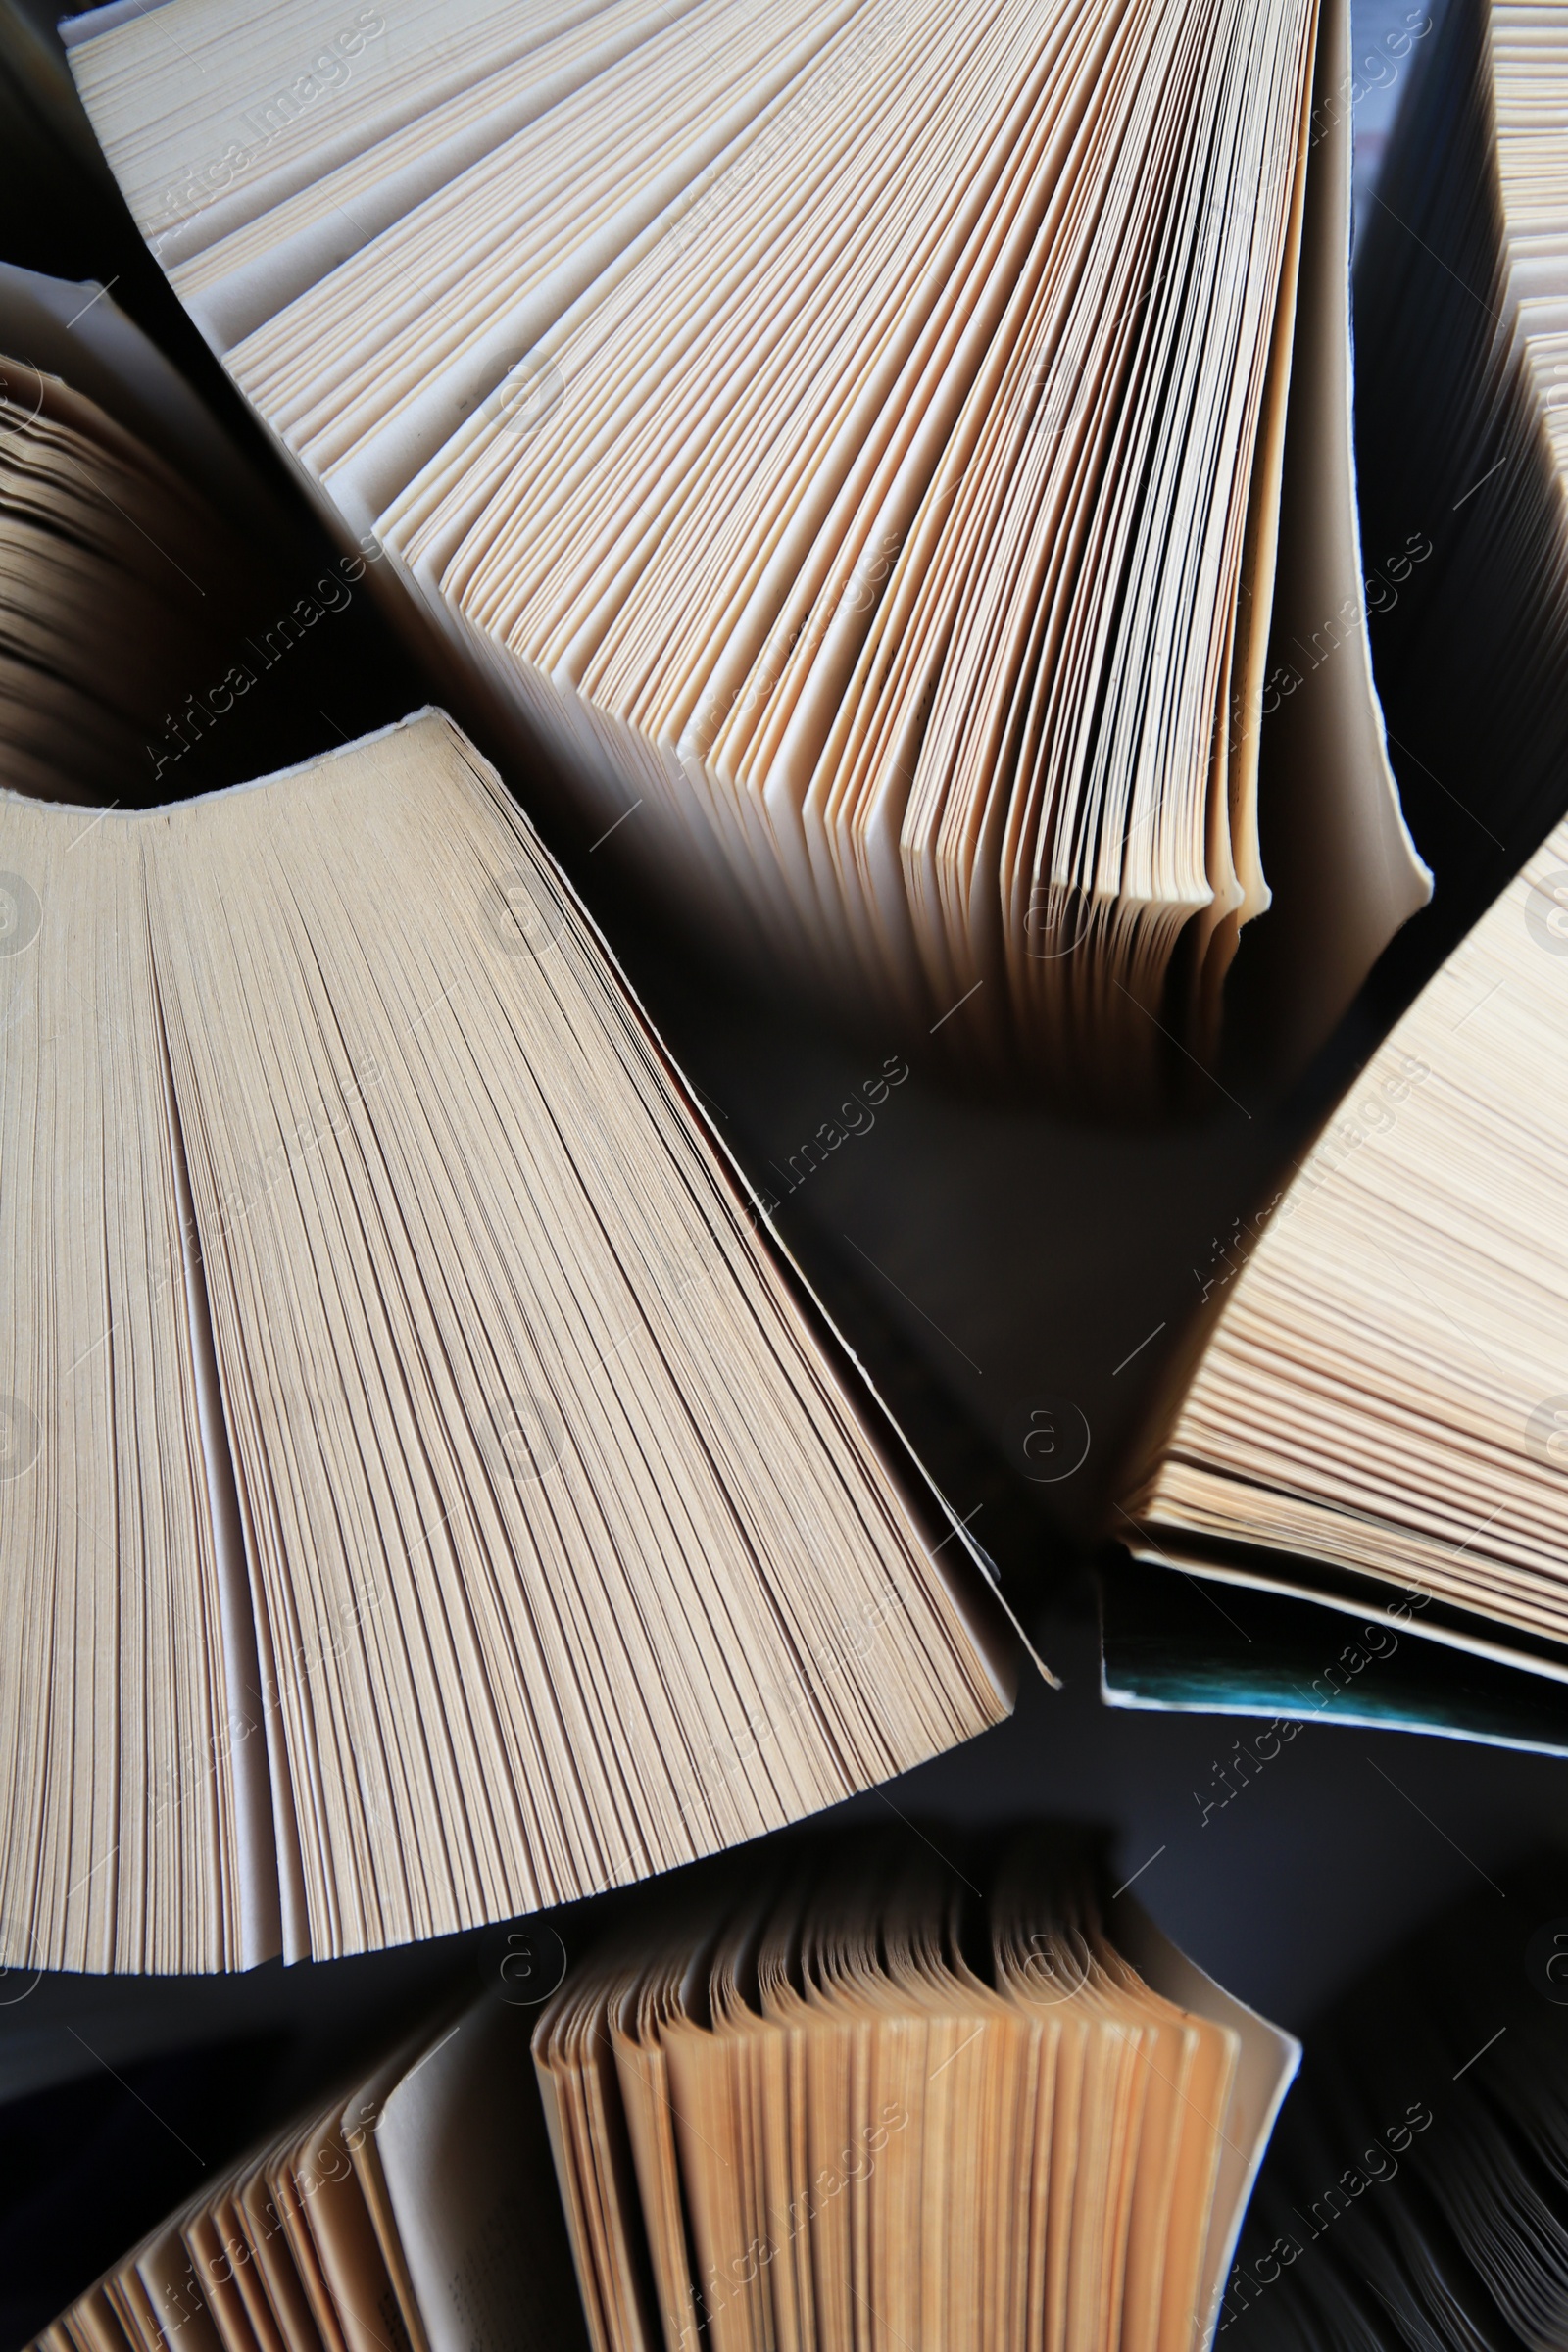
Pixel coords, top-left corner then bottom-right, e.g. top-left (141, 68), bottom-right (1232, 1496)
top-left (0, 267), bottom-right (389, 812)
top-left (32, 1835), bottom-right (1298, 2352)
top-left (0, 797), bottom-right (270, 1973)
top-left (1125, 0), bottom-right (1568, 1677)
top-left (0, 258), bottom-right (285, 535)
top-left (532, 1830), bottom-right (1298, 2352)
top-left (1226, 1857), bottom-right (1568, 2352)
top-left (1127, 809), bottom-right (1568, 1667)
top-left (0, 710), bottom-right (1016, 1974)
top-left (1352, 0), bottom-right (1568, 913)
top-left (0, 346), bottom-right (252, 805)
top-left (67, 0), bottom-right (1429, 1099)
top-left (30, 1990), bottom-right (590, 2352)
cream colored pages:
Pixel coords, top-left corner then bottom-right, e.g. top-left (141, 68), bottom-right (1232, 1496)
top-left (282, 2118), bottom-right (410, 2352)
top-left (376, 1995), bottom-right (589, 2352)
top-left (64, 0), bottom-right (615, 266)
top-left (157, 1012), bottom-right (280, 1968)
top-left (1196, 0), bottom-right (1318, 1028)
top-left (141, 711), bottom-right (1012, 1958)
top-left (132, 2221), bottom-right (228, 2352)
top-left (71, 0), bottom-right (1334, 1103)
top-left (182, 2203), bottom-right (261, 2352)
top-left (235, 2137), bottom-right (332, 2352)
top-left (168, 0), bottom-right (722, 353)
top-left (231, 0), bottom-right (868, 536)
top-left (0, 799), bottom-right (255, 1973)
top-left (4, 708), bottom-right (1016, 1976)
top-left (536, 1954), bottom-right (664, 2352)
top-left (1131, 813), bottom-right (1568, 1653)
top-left (1247, 0), bottom-right (1431, 1070)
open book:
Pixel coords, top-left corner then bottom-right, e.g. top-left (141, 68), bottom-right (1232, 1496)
top-left (1226, 1853), bottom-right (1568, 2350)
top-left (1352, 0), bottom-right (1568, 935)
top-left (1120, 0), bottom-right (1568, 1710)
top-left (0, 257), bottom-right (413, 808)
top-left (0, 710), bottom-right (1018, 1977)
top-left (1123, 808), bottom-right (1568, 1703)
top-left (0, 275), bottom-right (255, 805)
top-left (534, 1830), bottom-right (1298, 2352)
top-left (30, 1830), bottom-right (1299, 2352)
top-left (64, 0), bottom-right (1430, 1098)
top-left (29, 1982), bottom-right (589, 2352)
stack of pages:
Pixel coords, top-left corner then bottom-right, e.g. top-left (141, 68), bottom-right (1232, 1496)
top-left (1, 710), bottom-right (1016, 1978)
top-left (1227, 1855), bottom-right (1568, 2351)
top-left (0, 322), bottom-right (246, 804)
top-left (0, 257), bottom-right (398, 809)
top-left (1118, 0), bottom-right (1568, 1714)
top-left (31, 1977), bottom-right (590, 2352)
top-left (66, 0), bottom-right (1431, 1096)
top-left (30, 1832), bottom-right (1299, 2352)
top-left (1125, 813), bottom-right (1568, 1687)
top-left (1352, 0), bottom-right (1568, 907)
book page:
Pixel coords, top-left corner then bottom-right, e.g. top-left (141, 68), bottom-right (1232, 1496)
top-left (375, 1994), bottom-right (589, 2352)
top-left (1111, 1900), bottom-right (1300, 2352)
top-left (1248, 0), bottom-right (1432, 1071)
top-left (156, 1002), bottom-right (281, 1970)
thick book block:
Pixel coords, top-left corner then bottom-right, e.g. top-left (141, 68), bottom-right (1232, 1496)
top-left (66, 0), bottom-right (1431, 1101)
top-left (31, 1830), bottom-right (1299, 2352)
top-left (0, 711), bottom-right (1019, 1974)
